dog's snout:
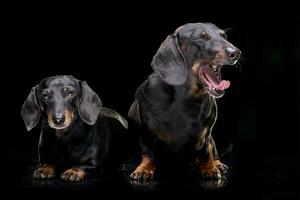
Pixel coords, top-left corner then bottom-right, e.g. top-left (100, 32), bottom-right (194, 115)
top-left (52, 113), bottom-right (65, 125)
top-left (225, 47), bottom-right (241, 61)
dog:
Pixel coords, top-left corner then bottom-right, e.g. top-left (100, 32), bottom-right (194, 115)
top-left (21, 75), bottom-right (128, 181)
top-left (128, 23), bottom-right (241, 180)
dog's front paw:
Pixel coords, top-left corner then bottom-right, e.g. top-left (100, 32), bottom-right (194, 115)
top-left (130, 155), bottom-right (156, 180)
top-left (214, 160), bottom-right (228, 173)
top-left (33, 164), bottom-right (55, 179)
top-left (130, 165), bottom-right (155, 180)
top-left (60, 168), bottom-right (86, 181)
top-left (200, 165), bottom-right (221, 179)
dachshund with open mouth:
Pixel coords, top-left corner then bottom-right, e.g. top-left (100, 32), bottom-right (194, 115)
top-left (21, 75), bottom-right (128, 181)
top-left (129, 23), bottom-right (241, 180)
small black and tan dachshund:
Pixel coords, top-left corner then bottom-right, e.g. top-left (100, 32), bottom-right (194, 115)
top-left (21, 75), bottom-right (128, 181)
top-left (129, 23), bottom-right (241, 180)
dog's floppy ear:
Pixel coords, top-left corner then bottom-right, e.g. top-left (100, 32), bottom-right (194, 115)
top-left (78, 81), bottom-right (102, 125)
top-left (21, 86), bottom-right (41, 131)
top-left (151, 33), bottom-right (187, 85)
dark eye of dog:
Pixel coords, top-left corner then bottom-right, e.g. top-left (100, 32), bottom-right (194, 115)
top-left (67, 90), bottom-right (74, 96)
top-left (199, 32), bottom-right (211, 40)
top-left (220, 32), bottom-right (227, 39)
top-left (42, 93), bottom-right (50, 100)
top-left (63, 88), bottom-right (75, 97)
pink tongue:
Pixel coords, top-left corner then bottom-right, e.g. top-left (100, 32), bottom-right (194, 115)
top-left (202, 65), bottom-right (230, 90)
top-left (215, 80), bottom-right (230, 90)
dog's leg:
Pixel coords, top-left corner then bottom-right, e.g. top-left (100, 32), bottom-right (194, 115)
top-left (130, 127), bottom-right (156, 180)
top-left (198, 135), bottom-right (222, 179)
top-left (33, 164), bottom-right (55, 179)
top-left (34, 132), bottom-right (56, 179)
top-left (209, 136), bottom-right (228, 173)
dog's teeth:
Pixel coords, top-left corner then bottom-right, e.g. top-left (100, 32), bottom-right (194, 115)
top-left (210, 65), bottom-right (217, 71)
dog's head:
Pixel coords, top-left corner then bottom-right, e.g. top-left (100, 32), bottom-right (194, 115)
top-left (151, 22), bottom-right (241, 98)
top-left (21, 75), bottom-right (102, 131)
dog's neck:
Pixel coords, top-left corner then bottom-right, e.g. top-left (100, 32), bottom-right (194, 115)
top-left (187, 71), bottom-right (207, 97)
top-left (163, 72), bottom-right (213, 105)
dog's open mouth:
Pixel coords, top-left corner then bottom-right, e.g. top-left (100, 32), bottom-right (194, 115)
top-left (198, 65), bottom-right (230, 98)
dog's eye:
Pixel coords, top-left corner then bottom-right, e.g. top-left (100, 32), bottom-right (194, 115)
top-left (63, 88), bottom-right (75, 97)
top-left (199, 32), bottom-right (211, 40)
top-left (220, 32), bottom-right (227, 39)
top-left (67, 90), bottom-right (74, 96)
top-left (42, 93), bottom-right (50, 100)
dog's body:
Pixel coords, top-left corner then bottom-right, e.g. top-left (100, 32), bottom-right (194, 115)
top-left (129, 23), bottom-right (241, 180)
top-left (21, 75), bottom-right (128, 181)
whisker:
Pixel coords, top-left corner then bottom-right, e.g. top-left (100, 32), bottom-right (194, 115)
top-left (239, 54), bottom-right (246, 63)
top-left (224, 27), bottom-right (234, 33)
top-left (235, 61), bottom-right (244, 72)
top-left (234, 54), bottom-right (246, 71)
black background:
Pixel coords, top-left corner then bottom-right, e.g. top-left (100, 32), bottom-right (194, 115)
top-left (2, 5), bottom-right (300, 199)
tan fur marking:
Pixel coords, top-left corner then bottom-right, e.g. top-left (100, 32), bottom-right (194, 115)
top-left (47, 109), bottom-right (74, 129)
top-left (199, 142), bottom-right (221, 178)
top-left (61, 167), bottom-right (86, 181)
top-left (131, 154), bottom-right (156, 179)
top-left (33, 164), bottom-right (55, 178)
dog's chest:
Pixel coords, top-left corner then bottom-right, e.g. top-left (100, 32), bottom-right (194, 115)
top-left (55, 130), bottom-right (98, 165)
top-left (140, 78), bottom-right (217, 149)
top-left (147, 97), bottom-right (216, 149)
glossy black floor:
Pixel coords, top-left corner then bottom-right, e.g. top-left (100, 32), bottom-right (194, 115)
top-left (2, 140), bottom-right (299, 199)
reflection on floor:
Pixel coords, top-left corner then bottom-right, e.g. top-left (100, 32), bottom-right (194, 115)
top-left (2, 148), bottom-right (299, 199)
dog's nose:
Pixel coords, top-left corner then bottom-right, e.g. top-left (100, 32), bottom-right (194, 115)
top-left (225, 47), bottom-right (241, 61)
top-left (52, 113), bottom-right (65, 125)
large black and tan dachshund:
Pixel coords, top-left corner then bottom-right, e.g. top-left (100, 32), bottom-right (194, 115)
top-left (21, 75), bottom-right (128, 181)
top-left (129, 23), bottom-right (241, 180)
